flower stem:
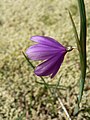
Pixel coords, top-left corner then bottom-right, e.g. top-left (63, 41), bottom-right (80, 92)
top-left (78, 0), bottom-right (87, 105)
top-left (74, 0), bottom-right (87, 115)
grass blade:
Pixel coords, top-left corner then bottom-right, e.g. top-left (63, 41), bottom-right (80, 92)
top-left (74, 0), bottom-right (87, 115)
top-left (68, 10), bottom-right (80, 52)
top-left (77, 0), bottom-right (87, 104)
top-left (22, 52), bottom-right (35, 69)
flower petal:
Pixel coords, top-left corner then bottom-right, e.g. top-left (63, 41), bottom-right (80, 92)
top-left (30, 36), bottom-right (65, 49)
top-left (34, 52), bottom-right (66, 78)
top-left (51, 54), bottom-right (65, 78)
top-left (26, 44), bottom-right (65, 60)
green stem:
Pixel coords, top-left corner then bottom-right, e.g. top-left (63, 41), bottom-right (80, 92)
top-left (74, 0), bottom-right (87, 115)
top-left (78, 0), bottom-right (87, 104)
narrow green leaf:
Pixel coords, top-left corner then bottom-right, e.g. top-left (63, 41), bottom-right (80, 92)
top-left (73, 0), bottom-right (87, 115)
top-left (68, 10), bottom-right (80, 52)
top-left (22, 52), bottom-right (35, 69)
top-left (77, 0), bottom-right (87, 103)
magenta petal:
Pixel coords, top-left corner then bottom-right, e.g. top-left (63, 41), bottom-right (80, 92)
top-left (30, 36), bottom-right (65, 49)
top-left (26, 44), bottom-right (65, 60)
top-left (51, 54), bottom-right (65, 78)
top-left (34, 52), bottom-right (66, 78)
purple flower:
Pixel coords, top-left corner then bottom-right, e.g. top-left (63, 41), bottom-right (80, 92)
top-left (26, 36), bottom-right (69, 78)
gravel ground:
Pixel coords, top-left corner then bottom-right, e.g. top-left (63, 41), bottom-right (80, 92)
top-left (0, 0), bottom-right (90, 120)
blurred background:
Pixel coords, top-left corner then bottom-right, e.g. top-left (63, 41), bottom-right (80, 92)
top-left (0, 0), bottom-right (90, 119)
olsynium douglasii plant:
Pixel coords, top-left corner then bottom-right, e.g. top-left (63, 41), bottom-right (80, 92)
top-left (24, 0), bottom-right (87, 117)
